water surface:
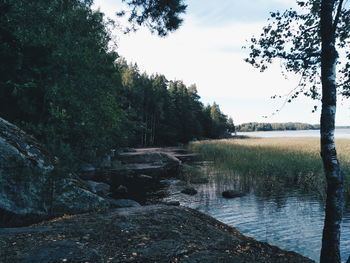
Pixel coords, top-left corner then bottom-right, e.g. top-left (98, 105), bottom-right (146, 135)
top-left (237, 128), bottom-right (350, 139)
top-left (168, 163), bottom-right (350, 262)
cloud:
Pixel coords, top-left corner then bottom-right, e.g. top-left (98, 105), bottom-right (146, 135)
top-left (92, 0), bottom-right (350, 126)
top-left (116, 16), bottom-right (298, 100)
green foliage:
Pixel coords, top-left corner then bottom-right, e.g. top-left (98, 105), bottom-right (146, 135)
top-left (190, 138), bottom-right (328, 197)
top-left (245, 0), bottom-right (350, 101)
top-left (0, 0), bottom-right (127, 164)
top-left (0, 0), bottom-right (231, 170)
top-left (119, 0), bottom-right (187, 36)
top-left (119, 62), bottom-right (234, 146)
top-left (237, 122), bottom-right (320, 132)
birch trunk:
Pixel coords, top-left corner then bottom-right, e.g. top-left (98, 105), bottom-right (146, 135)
top-left (319, 0), bottom-right (344, 262)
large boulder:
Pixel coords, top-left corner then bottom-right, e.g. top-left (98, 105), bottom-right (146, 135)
top-left (0, 205), bottom-right (315, 263)
top-left (0, 117), bottom-right (109, 227)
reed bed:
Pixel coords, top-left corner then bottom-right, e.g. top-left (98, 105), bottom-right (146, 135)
top-left (189, 137), bottom-right (350, 198)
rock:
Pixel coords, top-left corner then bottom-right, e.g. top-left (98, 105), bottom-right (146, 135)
top-left (79, 162), bottom-right (96, 180)
top-left (118, 151), bottom-right (181, 178)
top-left (115, 185), bottom-right (128, 195)
top-left (81, 162), bottom-right (96, 172)
top-left (222, 190), bottom-right (245, 198)
top-left (100, 154), bottom-right (112, 168)
top-left (19, 241), bottom-right (102, 263)
top-left (0, 117), bottom-right (54, 226)
top-left (108, 199), bottom-right (141, 208)
top-left (51, 179), bottom-right (110, 216)
top-left (161, 201), bottom-right (180, 206)
top-left (0, 117), bottom-right (110, 227)
top-left (84, 180), bottom-right (111, 197)
top-left (137, 174), bottom-right (153, 182)
top-left (160, 179), bottom-right (186, 186)
top-left (0, 205), bottom-right (315, 263)
top-left (174, 153), bottom-right (198, 162)
top-left (122, 147), bottom-right (137, 152)
top-left (181, 187), bottom-right (198, 195)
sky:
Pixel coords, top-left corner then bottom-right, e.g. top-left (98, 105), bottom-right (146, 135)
top-left (93, 0), bottom-right (350, 125)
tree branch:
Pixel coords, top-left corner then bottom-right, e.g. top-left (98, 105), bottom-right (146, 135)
top-left (333, 0), bottom-right (344, 32)
top-left (276, 52), bottom-right (321, 61)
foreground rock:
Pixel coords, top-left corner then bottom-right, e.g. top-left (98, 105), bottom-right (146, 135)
top-left (19, 241), bottom-right (102, 263)
top-left (0, 117), bottom-right (109, 227)
top-left (0, 205), bottom-right (315, 263)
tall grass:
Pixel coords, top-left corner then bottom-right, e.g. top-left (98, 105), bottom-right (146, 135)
top-left (189, 137), bottom-right (350, 198)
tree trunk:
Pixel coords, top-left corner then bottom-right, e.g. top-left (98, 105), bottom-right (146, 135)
top-left (319, 1), bottom-right (344, 262)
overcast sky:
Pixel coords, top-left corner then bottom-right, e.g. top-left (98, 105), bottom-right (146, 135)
top-left (93, 0), bottom-right (350, 125)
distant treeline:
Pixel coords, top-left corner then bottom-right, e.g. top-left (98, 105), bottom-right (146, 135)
top-left (237, 122), bottom-right (320, 132)
top-left (0, 0), bottom-right (234, 166)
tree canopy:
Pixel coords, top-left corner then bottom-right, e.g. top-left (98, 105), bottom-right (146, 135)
top-left (246, 0), bottom-right (350, 102)
top-left (119, 0), bottom-right (187, 36)
top-left (0, 0), bottom-right (232, 169)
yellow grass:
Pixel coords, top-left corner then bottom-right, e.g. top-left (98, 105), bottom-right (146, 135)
top-left (189, 137), bottom-right (350, 197)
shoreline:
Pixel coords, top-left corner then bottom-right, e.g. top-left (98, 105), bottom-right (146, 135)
top-left (0, 205), bottom-right (315, 263)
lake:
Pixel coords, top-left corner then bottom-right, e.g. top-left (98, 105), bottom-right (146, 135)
top-left (166, 163), bottom-right (350, 262)
top-left (237, 128), bottom-right (350, 139)
top-left (166, 131), bottom-right (350, 262)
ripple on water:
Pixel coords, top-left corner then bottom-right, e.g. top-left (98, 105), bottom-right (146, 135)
top-left (173, 180), bottom-right (350, 262)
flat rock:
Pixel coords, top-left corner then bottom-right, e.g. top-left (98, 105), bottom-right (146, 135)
top-left (118, 151), bottom-right (181, 178)
top-left (84, 180), bottom-right (111, 197)
top-left (0, 205), bottom-right (315, 263)
top-left (108, 198), bottom-right (141, 208)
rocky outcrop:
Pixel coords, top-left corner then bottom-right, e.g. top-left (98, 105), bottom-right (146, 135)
top-left (84, 180), bottom-right (111, 197)
top-left (50, 178), bottom-right (109, 215)
top-left (118, 151), bottom-right (181, 178)
top-left (0, 117), bottom-right (109, 227)
top-left (0, 205), bottom-right (315, 263)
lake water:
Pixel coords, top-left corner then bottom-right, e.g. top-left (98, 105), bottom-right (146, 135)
top-left (237, 128), bottom-right (350, 139)
top-left (169, 164), bottom-right (350, 262)
top-left (166, 131), bottom-right (350, 262)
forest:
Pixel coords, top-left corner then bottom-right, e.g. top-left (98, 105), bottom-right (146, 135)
top-left (237, 122), bottom-right (320, 132)
top-left (0, 0), bottom-right (234, 168)
top-left (2, 0), bottom-right (350, 262)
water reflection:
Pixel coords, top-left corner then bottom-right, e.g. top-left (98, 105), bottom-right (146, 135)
top-left (168, 162), bottom-right (350, 262)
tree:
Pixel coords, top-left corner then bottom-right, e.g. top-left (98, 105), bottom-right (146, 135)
top-left (227, 117), bottom-right (236, 134)
top-left (246, 0), bottom-right (349, 262)
top-left (118, 0), bottom-right (187, 36)
top-left (0, 0), bottom-right (187, 166)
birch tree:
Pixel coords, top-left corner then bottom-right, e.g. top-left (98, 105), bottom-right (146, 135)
top-left (245, 0), bottom-right (350, 262)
